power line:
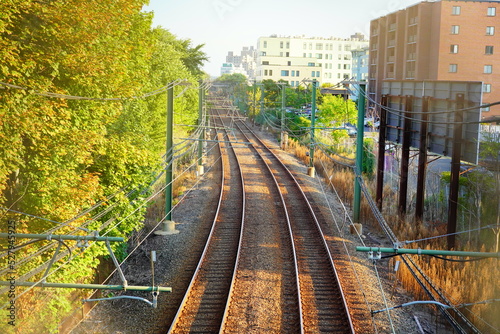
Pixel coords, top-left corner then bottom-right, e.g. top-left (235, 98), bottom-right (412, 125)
top-left (0, 79), bottom-right (188, 101)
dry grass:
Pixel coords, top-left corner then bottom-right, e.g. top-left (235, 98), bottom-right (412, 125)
top-left (286, 138), bottom-right (499, 332)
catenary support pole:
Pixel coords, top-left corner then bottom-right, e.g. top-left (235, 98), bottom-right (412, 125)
top-left (165, 85), bottom-right (174, 221)
top-left (197, 80), bottom-right (204, 175)
top-left (353, 83), bottom-right (366, 223)
top-left (308, 79), bottom-right (318, 176)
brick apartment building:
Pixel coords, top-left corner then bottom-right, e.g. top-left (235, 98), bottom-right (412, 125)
top-left (368, 0), bottom-right (499, 119)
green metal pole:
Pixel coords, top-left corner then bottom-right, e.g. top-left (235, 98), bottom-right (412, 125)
top-left (166, 86), bottom-right (174, 221)
top-left (309, 79), bottom-right (317, 168)
top-left (198, 80), bottom-right (203, 167)
top-left (0, 281), bottom-right (172, 292)
top-left (252, 81), bottom-right (256, 124)
top-left (353, 83), bottom-right (366, 223)
top-left (0, 233), bottom-right (123, 242)
top-left (260, 84), bottom-right (264, 117)
top-left (281, 84), bottom-right (285, 133)
top-left (356, 246), bottom-right (500, 258)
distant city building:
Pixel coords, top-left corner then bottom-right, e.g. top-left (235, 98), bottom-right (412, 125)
top-left (369, 0), bottom-right (500, 119)
top-left (255, 34), bottom-right (369, 87)
top-left (351, 46), bottom-right (370, 101)
top-left (222, 46), bottom-right (257, 78)
top-left (220, 62), bottom-right (248, 77)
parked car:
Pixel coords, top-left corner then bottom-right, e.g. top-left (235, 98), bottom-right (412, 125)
top-left (338, 125), bottom-right (357, 137)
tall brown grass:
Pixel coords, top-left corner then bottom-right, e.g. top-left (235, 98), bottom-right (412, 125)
top-left (286, 138), bottom-right (499, 332)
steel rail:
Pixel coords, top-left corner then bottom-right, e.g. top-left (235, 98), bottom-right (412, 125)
top-left (167, 102), bottom-right (246, 333)
top-left (237, 119), bottom-right (355, 333)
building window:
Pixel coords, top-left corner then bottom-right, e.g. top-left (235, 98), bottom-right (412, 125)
top-left (286, 42), bottom-right (290, 48)
top-left (483, 83), bottom-right (492, 93)
top-left (484, 65), bottom-right (493, 74)
top-left (280, 41), bottom-right (284, 48)
top-left (449, 64), bottom-right (458, 73)
top-left (264, 69), bottom-right (268, 76)
top-left (487, 7), bottom-right (496, 16)
top-left (287, 61), bottom-right (291, 66)
top-left (269, 70), bottom-right (273, 76)
top-left (296, 71), bottom-right (300, 76)
top-left (345, 45), bottom-right (351, 51)
top-left (281, 70), bottom-right (289, 76)
top-left (451, 25), bottom-right (460, 34)
top-left (308, 62), bottom-right (315, 66)
top-left (316, 71), bottom-right (320, 77)
top-left (316, 53), bottom-right (323, 59)
top-left (280, 52), bottom-right (283, 57)
top-left (450, 44), bottom-right (459, 53)
top-left (311, 71), bottom-right (316, 78)
top-left (260, 51), bottom-right (266, 56)
top-left (309, 53), bottom-right (313, 58)
top-left (262, 61), bottom-right (269, 65)
top-left (486, 26), bottom-right (495, 35)
top-left (316, 43), bottom-right (323, 50)
top-left (286, 52), bottom-right (290, 57)
top-left (485, 45), bottom-right (494, 55)
top-left (263, 41), bottom-right (267, 48)
top-left (452, 6), bottom-right (461, 15)
top-left (309, 43), bottom-right (312, 50)
top-left (291, 70), bottom-right (295, 77)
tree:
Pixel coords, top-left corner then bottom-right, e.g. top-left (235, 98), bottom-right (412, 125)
top-left (317, 95), bottom-right (358, 126)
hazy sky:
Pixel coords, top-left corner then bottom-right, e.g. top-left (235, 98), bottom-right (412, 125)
top-left (143, 0), bottom-right (420, 77)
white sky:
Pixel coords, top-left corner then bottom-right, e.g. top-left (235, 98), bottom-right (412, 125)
top-left (143, 0), bottom-right (421, 77)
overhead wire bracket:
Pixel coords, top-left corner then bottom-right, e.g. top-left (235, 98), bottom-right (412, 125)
top-left (0, 232), bottom-right (171, 307)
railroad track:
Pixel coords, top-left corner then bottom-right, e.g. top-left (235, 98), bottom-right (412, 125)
top-left (167, 103), bottom-right (246, 333)
top-left (168, 96), bottom-right (353, 333)
top-left (234, 118), bottom-right (354, 333)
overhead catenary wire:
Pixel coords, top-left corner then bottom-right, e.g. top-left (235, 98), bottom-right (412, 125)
top-left (0, 125), bottom-right (218, 306)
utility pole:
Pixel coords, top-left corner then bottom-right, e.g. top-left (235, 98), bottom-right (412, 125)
top-left (353, 82), bottom-right (366, 223)
top-left (155, 86), bottom-right (178, 235)
top-left (277, 82), bottom-right (287, 149)
top-left (165, 86), bottom-right (174, 221)
top-left (308, 79), bottom-right (318, 177)
top-left (197, 80), bottom-right (204, 175)
top-left (447, 93), bottom-right (465, 249)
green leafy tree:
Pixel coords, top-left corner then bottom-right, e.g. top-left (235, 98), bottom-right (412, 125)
top-left (0, 1), bottom-right (203, 331)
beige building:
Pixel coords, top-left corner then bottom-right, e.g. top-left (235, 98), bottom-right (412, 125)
top-left (369, 0), bottom-right (500, 119)
top-left (256, 34), bottom-right (368, 87)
